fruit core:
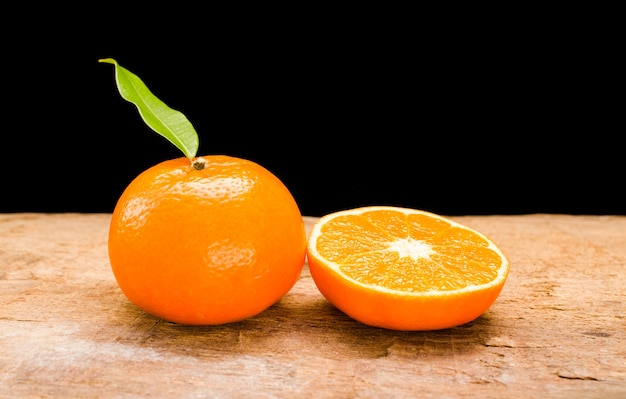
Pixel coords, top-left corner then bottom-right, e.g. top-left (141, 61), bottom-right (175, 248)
top-left (387, 238), bottom-right (434, 260)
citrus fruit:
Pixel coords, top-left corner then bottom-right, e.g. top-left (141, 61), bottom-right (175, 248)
top-left (108, 155), bottom-right (307, 325)
top-left (306, 206), bottom-right (510, 331)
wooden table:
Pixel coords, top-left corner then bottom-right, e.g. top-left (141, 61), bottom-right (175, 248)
top-left (1, 213), bottom-right (624, 398)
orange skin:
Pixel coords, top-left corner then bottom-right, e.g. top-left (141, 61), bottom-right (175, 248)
top-left (308, 255), bottom-right (507, 331)
top-left (108, 155), bottom-right (307, 325)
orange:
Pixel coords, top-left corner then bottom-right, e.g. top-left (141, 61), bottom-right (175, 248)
top-left (306, 206), bottom-right (510, 331)
top-left (108, 155), bottom-right (307, 325)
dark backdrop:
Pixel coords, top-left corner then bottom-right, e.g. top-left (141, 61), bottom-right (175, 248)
top-left (2, 17), bottom-right (623, 217)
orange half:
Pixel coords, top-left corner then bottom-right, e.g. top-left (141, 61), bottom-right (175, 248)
top-left (306, 206), bottom-right (510, 331)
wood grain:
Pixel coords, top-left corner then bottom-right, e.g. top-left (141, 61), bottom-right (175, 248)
top-left (1, 213), bottom-right (625, 398)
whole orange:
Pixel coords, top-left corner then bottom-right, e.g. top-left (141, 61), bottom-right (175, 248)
top-left (108, 155), bottom-right (307, 325)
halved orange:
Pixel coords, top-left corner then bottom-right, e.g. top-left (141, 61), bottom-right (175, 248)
top-left (306, 206), bottom-right (510, 331)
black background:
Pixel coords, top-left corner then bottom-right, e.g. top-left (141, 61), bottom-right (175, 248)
top-left (2, 12), bottom-right (623, 217)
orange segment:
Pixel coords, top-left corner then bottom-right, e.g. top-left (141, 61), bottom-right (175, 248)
top-left (306, 206), bottom-right (510, 331)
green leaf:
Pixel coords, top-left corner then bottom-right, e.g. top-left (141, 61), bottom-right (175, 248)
top-left (99, 58), bottom-right (199, 160)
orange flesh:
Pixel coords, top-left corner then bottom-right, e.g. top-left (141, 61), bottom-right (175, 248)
top-left (314, 211), bottom-right (503, 292)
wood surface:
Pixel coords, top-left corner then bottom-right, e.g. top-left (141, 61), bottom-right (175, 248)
top-left (1, 213), bottom-right (625, 398)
